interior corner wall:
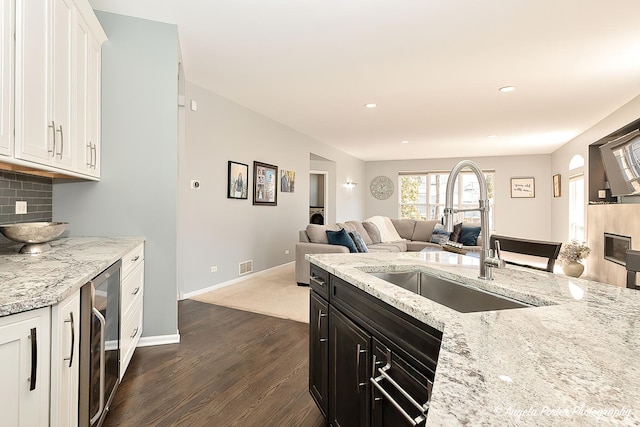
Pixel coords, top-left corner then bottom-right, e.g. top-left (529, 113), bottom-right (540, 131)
top-left (550, 95), bottom-right (640, 243)
top-left (365, 155), bottom-right (552, 240)
top-left (179, 82), bottom-right (365, 296)
top-left (52, 11), bottom-right (179, 339)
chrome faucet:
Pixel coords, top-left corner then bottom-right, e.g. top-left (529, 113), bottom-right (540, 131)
top-left (443, 160), bottom-right (501, 279)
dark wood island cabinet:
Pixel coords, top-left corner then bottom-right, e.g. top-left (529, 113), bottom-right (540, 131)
top-left (309, 264), bottom-right (442, 427)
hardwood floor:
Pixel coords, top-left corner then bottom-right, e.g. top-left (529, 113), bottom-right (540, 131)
top-left (103, 300), bottom-right (325, 426)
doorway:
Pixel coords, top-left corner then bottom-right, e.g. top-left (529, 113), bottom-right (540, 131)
top-left (309, 171), bottom-right (328, 225)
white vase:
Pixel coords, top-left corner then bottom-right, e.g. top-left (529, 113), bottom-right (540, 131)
top-left (562, 260), bottom-right (584, 278)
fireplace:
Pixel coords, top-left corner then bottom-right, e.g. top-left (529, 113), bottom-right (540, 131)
top-left (604, 233), bottom-right (631, 266)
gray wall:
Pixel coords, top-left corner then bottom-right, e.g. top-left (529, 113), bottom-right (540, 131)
top-left (179, 82), bottom-right (365, 295)
top-left (365, 155), bottom-right (552, 240)
top-left (53, 12), bottom-right (179, 339)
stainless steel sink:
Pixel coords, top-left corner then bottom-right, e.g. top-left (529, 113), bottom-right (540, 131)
top-left (370, 271), bottom-right (530, 313)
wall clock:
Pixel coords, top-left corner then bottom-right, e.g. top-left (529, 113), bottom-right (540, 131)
top-left (370, 176), bottom-right (394, 200)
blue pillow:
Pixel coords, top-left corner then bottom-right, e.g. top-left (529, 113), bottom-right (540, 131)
top-left (430, 223), bottom-right (451, 245)
top-left (326, 229), bottom-right (358, 253)
top-left (349, 231), bottom-right (369, 253)
top-left (458, 225), bottom-right (481, 246)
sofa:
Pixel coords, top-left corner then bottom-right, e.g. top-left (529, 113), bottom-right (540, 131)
top-left (295, 216), bottom-right (482, 285)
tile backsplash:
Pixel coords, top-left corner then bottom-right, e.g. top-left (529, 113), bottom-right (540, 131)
top-left (0, 171), bottom-right (53, 225)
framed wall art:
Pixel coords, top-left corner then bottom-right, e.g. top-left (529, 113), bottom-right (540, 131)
top-left (553, 174), bottom-right (561, 197)
top-left (280, 170), bottom-right (295, 193)
top-left (253, 161), bottom-right (278, 206)
top-left (510, 177), bottom-right (535, 198)
top-left (227, 161), bottom-right (249, 199)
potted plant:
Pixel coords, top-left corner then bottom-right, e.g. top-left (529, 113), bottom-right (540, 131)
top-left (559, 240), bottom-right (591, 277)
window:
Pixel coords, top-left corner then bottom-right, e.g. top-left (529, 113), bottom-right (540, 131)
top-left (399, 171), bottom-right (495, 228)
top-left (569, 174), bottom-right (585, 241)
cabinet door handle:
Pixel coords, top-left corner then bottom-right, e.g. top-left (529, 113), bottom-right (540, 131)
top-left (132, 286), bottom-right (140, 296)
top-left (63, 311), bottom-right (75, 367)
top-left (370, 349), bottom-right (430, 426)
top-left (131, 255), bottom-right (140, 262)
top-left (130, 326), bottom-right (139, 339)
top-left (310, 275), bottom-right (326, 288)
top-left (86, 143), bottom-right (92, 166)
top-left (91, 143), bottom-right (97, 168)
top-left (356, 343), bottom-right (367, 393)
top-left (56, 125), bottom-right (64, 158)
top-left (317, 310), bottom-right (328, 343)
top-left (29, 327), bottom-right (37, 391)
top-left (48, 121), bottom-right (56, 155)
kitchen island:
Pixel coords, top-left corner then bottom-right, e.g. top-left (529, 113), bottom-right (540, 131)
top-left (308, 251), bottom-right (640, 426)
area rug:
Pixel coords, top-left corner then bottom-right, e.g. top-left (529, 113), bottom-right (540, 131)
top-left (190, 262), bottom-right (310, 323)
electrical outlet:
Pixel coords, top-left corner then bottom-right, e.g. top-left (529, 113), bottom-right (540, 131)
top-left (15, 201), bottom-right (27, 214)
top-left (285, 249), bottom-right (290, 255)
top-left (211, 266), bottom-right (218, 272)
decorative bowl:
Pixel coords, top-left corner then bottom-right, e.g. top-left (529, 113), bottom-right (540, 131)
top-left (0, 222), bottom-right (68, 254)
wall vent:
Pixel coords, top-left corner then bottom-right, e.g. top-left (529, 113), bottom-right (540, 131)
top-left (239, 260), bottom-right (253, 276)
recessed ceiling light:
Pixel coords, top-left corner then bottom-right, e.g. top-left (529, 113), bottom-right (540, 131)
top-left (401, 140), bottom-right (409, 144)
top-left (487, 135), bottom-right (497, 138)
top-left (364, 103), bottom-right (377, 108)
top-left (499, 86), bottom-right (515, 93)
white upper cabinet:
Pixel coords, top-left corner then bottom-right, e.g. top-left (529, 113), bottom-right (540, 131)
top-left (0, 0), bottom-right (13, 157)
top-left (14, 0), bottom-right (51, 163)
top-left (51, 0), bottom-right (74, 169)
top-left (74, 11), bottom-right (101, 177)
top-left (12, 0), bottom-right (105, 178)
top-left (15, 0), bottom-right (73, 170)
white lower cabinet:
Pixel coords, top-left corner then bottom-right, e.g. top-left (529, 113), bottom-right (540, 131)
top-left (1, 244), bottom-right (144, 426)
top-left (50, 290), bottom-right (80, 427)
top-left (0, 307), bottom-right (51, 427)
top-left (120, 243), bottom-right (145, 379)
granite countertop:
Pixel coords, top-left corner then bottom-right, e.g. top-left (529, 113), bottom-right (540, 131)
top-left (307, 251), bottom-right (640, 426)
top-left (0, 237), bottom-right (144, 317)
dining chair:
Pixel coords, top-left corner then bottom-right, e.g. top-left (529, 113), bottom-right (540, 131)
top-left (489, 234), bottom-right (563, 273)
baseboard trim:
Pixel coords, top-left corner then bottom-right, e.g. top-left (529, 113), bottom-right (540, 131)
top-left (137, 333), bottom-right (181, 347)
top-left (179, 261), bottom-right (295, 300)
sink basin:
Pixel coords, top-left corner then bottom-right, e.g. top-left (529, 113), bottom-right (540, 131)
top-left (370, 271), bottom-right (530, 313)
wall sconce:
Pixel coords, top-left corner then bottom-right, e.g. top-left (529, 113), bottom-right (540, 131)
top-left (345, 181), bottom-right (358, 189)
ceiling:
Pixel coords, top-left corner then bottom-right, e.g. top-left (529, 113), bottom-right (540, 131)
top-left (89, 0), bottom-right (640, 161)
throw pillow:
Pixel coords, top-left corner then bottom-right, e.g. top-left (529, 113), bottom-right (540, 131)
top-left (362, 222), bottom-right (382, 244)
top-left (349, 231), bottom-right (369, 253)
top-left (458, 225), bottom-right (482, 246)
top-left (430, 223), bottom-right (451, 245)
top-left (345, 221), bottom-right (374, 245)
top-left (326, 229), bottom-right (358, 253)
top-left (449, 222), bottom-right (464, 243)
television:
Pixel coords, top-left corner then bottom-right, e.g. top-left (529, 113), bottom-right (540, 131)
top-left (599, 129), bottom-right (640, 197)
